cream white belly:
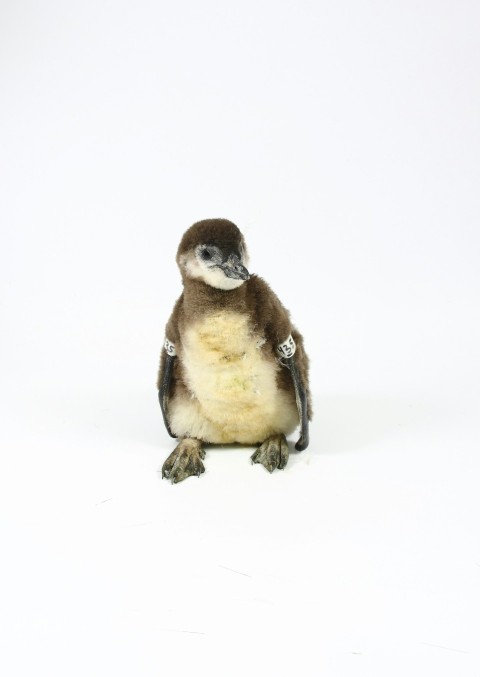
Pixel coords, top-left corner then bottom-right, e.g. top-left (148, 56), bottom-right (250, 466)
top-left (169, 311), bottom-right (298, 444)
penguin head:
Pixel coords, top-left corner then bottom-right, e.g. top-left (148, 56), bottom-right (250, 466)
top-left (177, 219), bottom-right (250, 290)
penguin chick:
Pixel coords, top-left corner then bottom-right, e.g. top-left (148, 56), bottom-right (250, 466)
top-left (157, 218), bottom-right (311, 484)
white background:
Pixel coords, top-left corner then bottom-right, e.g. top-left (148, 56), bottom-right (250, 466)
top-left (1, 1), bottom-right (479, 674)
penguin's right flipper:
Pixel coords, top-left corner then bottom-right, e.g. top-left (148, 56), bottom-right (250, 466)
top-left (158, 339), bottom-right (177, 438)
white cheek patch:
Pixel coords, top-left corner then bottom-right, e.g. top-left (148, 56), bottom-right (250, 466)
top-left (181, 251), bottom-right (246, 290)
top-left (277, 335), bottom-right (296, 359)
top-left (182, 254), bottom-right (203, 279)
top-left (202, 268), bottom-right (245, 290)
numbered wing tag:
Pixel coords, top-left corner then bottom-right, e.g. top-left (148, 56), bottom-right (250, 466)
top-left (277, 334), bottom-right (296, 359)
top-left (164, 338), bottom-right (177, 356)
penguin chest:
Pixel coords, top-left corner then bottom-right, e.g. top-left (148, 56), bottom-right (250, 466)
top-left (170, 311), bottom-right (298, 444)
top-left (183, 311), bottom-right (274, 407)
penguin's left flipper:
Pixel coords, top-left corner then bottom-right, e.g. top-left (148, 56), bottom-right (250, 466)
top-left (287, 354), bottom-right (310, 451)
top-left (276, 333), bottom-right (310, 451)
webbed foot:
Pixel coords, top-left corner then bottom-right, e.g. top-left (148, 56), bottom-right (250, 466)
top-left (162, 438), bottom-right (206, 484)
top-left (251, 434), bottom-right (289, 473)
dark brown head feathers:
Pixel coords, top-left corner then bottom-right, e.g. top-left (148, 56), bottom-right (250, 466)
top-left (176, 218), bottom-right (245, 261)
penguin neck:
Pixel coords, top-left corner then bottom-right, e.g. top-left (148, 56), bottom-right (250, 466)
top-left (182, 277), bottom-right (248, 316)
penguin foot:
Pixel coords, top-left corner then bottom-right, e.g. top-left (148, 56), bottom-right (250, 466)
top-left (251, 434), bottom-right (289, 473)
top-left (162, 438), bottom-right (206, 484)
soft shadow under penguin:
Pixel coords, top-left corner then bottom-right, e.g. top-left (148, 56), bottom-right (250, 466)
top-left (157, 218), bottom-right (312, 483)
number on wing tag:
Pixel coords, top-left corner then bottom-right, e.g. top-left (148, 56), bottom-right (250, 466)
top-left (164, 338), bottom-right (177, 356)
top-left (277, 335), bottom-right (296, 359)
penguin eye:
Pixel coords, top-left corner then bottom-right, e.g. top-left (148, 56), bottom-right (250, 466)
top-left (200, 247), bottom-right (215, 261)
top-left (198, 245), bottom-right (221, 264)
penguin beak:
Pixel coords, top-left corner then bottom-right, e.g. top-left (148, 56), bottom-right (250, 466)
top-left (219, 253), bottom-right (250, 280)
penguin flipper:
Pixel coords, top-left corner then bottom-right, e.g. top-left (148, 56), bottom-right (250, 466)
top-left (158, 343), bottom-right (177, 439)
top-left (286, 355), bottom-right (309, 451)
